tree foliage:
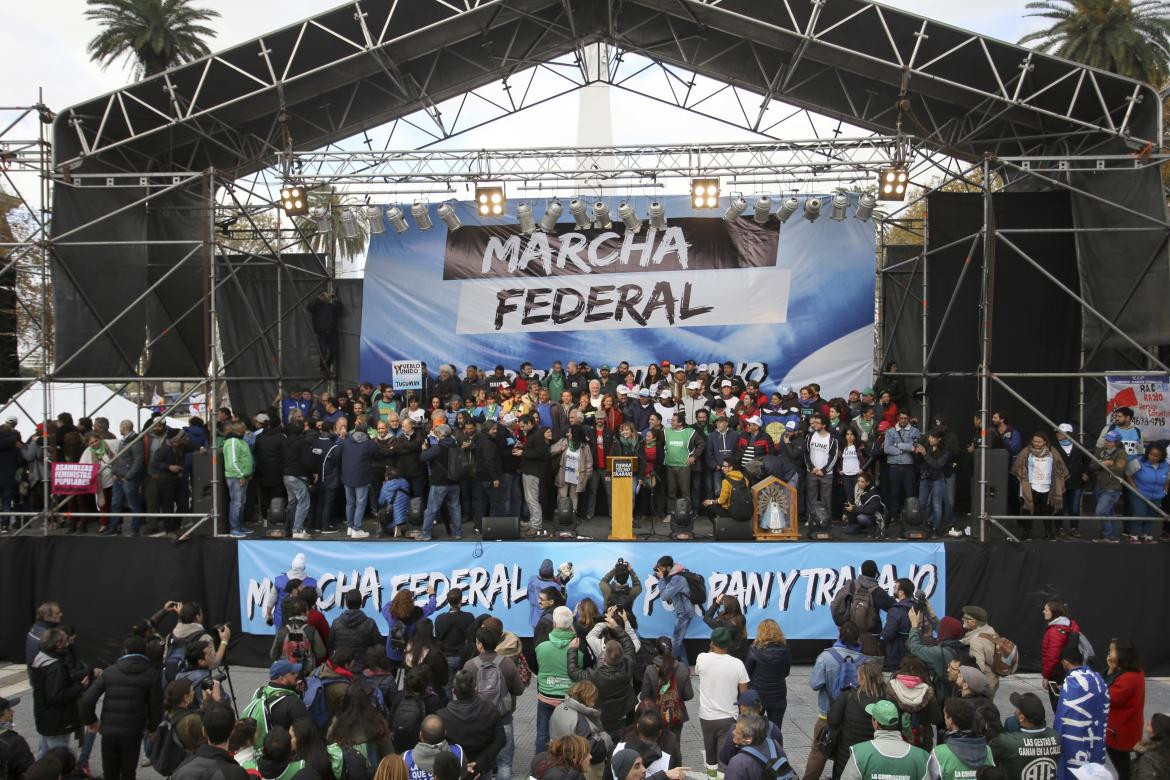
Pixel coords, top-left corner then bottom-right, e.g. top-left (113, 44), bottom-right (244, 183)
top-left (85, 0), bottom-right (219, 79)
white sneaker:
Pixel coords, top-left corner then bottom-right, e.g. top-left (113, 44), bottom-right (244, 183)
top-left (350, 529), bottom-right (370, 539)
top-left (292, 530), bottom-right (310, 540)
top-left (947, 528), bottom-right (963, 538)
top-left (346, 527), bottom-right (353, 537)
top-left (964, 525), bottom-right (972, 536)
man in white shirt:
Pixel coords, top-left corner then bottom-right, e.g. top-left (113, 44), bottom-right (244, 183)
top-left (696, 627), bottom-right (749, 779)
top-left (804, 413), bottom-right (839, 513)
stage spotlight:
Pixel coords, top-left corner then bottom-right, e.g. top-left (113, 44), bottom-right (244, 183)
top-left (476, 185), bottom-right (505, 216)
top-left (878, 165), bottom-right (909, 201)
top-left (618, 201), bottom-right (642, 234)
top-left (723, 195), bottom-right (747, 223)
top-left (592, 201), bottom-right (612, 229)
top-left (901, 497), bottom-right (926, 539)
top-left (830, 192), bottom-right (848, 222)
top-left (647, 201), bottom-right (667, 230)
top-left (385, 205), bottom-right (408, 234)
top-left (309, 206), bottom-right (331, 235)
top-left (808, 501), bottom-right (833, 540)
top-left (411, 201), bottom-right (433, 230)
top-left (670, 498), bottom-right (695, 540)
top-left (554, 496), bottom-right (577, 539)
top-left (366, 204), bottom-right (384, 234)
top-left (569, 198), bottom-right (592, 229)
top-left (803, 196), bottom-right (822, 222)
top-left (516, 203), bottom-right (537, 234)
top-left (752, 195), bottom-right (772, 224)
top-left (280, 182), bottom-right (308, 216)
top-left (539, 199), bottom-right (562, 233)
top-left (855, 192), bottom-right (876, 222)
top-left (437, 203), bottom-right (461, 232)
top-left (339, 207), bottom-right (359, 238)
top-left (776, 196), bottom-right (800, 223)
top-left (691, 177), bottom-right (720, 208)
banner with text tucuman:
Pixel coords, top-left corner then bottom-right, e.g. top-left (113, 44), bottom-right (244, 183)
top-left (359, 194), bottom-right (876, 396)
top-left (237, 541), bottom-right (945, 639)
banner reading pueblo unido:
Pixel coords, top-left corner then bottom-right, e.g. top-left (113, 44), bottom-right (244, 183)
top-left (237, 540), bottom-right (945, 639)
top-left (359, 194), bottom-right (876, 396)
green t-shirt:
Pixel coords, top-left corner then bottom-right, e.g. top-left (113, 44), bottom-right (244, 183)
top-left (664, 427), bottom-right (695, 467)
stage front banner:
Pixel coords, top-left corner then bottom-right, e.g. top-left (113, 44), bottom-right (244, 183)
top-left (237, 541), bottom-right (945, 639)
top-left (359, 194), bottom-right (876, 396)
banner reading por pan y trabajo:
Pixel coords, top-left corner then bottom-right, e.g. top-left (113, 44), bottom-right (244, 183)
top-left (237, 541), bottom-right (945, 639)
top-left (359, 194), bottom-right (876, 396)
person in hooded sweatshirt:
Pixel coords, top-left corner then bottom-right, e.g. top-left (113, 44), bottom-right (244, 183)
top-left (405, 715), bottom-right (465, 780)
top-left (436, 671), bottom-right (505, 779)
top-left (550, 681), bottom-right (611, 780)
top-left (331, 589), bottom-right (382, 666)
top-left (527, 560), bottom-right (567, 628)
top-left (931, 698), bottom-right (993, 780)
top-left (460, 625), bottom-right (526, 780)
top-left (265, 554), bottom-right (319, 629)
top-left (887, 656), bottom-right (942, 752)
top-left (79, 636), bottom-right (162, 780)
top-left (536, 607), bottom-right (584, 757)
top-left (907, 611), bottom-right (965, 702)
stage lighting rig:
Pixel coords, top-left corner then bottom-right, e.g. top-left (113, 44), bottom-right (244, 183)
top-left (855, 193), bottom-right (876, 222)
top-left (385, 206), bottom-right (408, 234)
top-left (412, 201), bottom-right (433, 230)
top-left (776, 196), bottom-right (799, 223)
top-left (539, 200), bottom-right (562, 232)
top-left (366, 204), bottom-right (384, 234)
top-left (280, 182), bottom-right (308, 216)
top-left (569, 198), bottom-right (591, 229)
top-left (878, 165), bottom-right (909, 200)
top-left (476, 185), bottom-right (505, 216)
top-left (592, 201), bottom-right (612, 229)
top-left (691, 178), bottom-right (720, 208)
top-left (830, 192), bottom-right (848, 222)
top-left (618, 201), bottom-right (642, 234)
top-left (803, 196), bottom-right (822, 222)
top-left (309, 206), bottom-right (331, 235)
top-left (647, 201), bottom-right (667, 230)
top-left (723, 195), bottom-right (747, 223)
top-left (339, 207), bottom-right (359, 238)
top-left (437, 203), bottom-right (462, 232)
top-left (753, 195), bottom-right (772, 224)
top-left (516, 203), bottom-right (537, 234)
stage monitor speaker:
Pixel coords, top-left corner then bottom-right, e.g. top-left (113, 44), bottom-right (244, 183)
top-left (190, 450), bottom-right (226, 535)
top-left (482, 516), bottom-right (520, 540)
top-left (971, 448), bottom-right (1008, 518)
top-left (408, 497), bottom-right (424, 527)
top-left (714, 516), bottom-right (753, 540)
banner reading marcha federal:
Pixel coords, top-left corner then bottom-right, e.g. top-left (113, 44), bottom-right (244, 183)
top-left (359, 194), bottom-right (876, 396)
top-left (237, 541), bottom-right (944, 639)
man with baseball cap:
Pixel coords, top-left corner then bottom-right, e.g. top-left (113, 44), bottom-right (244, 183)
top-left (990, 692), bottom-right (1059, 779)
top-left (839, 699), bottom-right (934, 780)
top-left (695, 627), bottom-right (749, 779)
top-left (1091, 430), bottom-right (1129, 542)
top-left (716, 690), bottom-right (784, 767)
top-left (240, 661), bottom-right (311, 743)
top-left (0, 694), bottom-right (34, 778)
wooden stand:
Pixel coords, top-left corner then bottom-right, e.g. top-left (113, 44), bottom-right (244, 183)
top-left (608, 456), bottom-right (635, 541)
top-left (751, 476), bottom-right (800, 541)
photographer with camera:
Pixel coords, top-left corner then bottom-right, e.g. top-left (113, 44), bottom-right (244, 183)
top-left (878, 579), bottom-right (915, 671)
top-left (80, 636), bottom-right (162, 780)
top-left (600, 559), bottom-right (642, 628)
top-left (176, 642), bottom-right (230, 708)
top-left (165, 603), bottom-right (231, 685)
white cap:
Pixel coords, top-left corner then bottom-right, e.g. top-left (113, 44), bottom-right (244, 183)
top-left (498, 381), bottom-right (509, 388)
top-left (1069, 765), bottom-right (1112, 780)
top-left (746, 415), bottom-right (762, 426)
top-left (616, 386), bottom-right (629, 396)
top-left (686, 381), bottom-right (700, 390)
top-left (785, 420), bottom-right (797, 430)
top-left (659, 389), bottom-right (673, 398)
top-left (255, 413), bottom-right (269, 423)
top-left (638, 388), bottom-right (650, 397)
top-left (1058, 423), bottom-right (1074, 433)
top-left (502, 413), bottom-right (517, 425)
top-left (290, 553), bottom-right (307, 574)
top-left (721, 380), bottom-right (733, 388)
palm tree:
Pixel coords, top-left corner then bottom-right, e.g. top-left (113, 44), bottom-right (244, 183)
top-left (85, 0), bottom-right (220, 79)
top-left (292, 188), bottom-right (370, 262)
top-left (1019, 0), bottom-right (1170, 85)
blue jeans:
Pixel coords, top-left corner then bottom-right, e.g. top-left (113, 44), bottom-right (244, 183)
top-left (422, 484), bottom-right (461, 537)
top-left (943, 474), bottom-right (956, 527)
top-left (283, 475), bottom-right (311, 532)
top-left (535, 700), bottom-right (556, 756)
top-left (1097, 489), bottom-right (1122, 540)
top-left (672, 609), bottom-right (693, 662)
top-left (38, 733), bottom-right (71, 757)
top-left (918, 478), bottom-right (946, 529)
top-left (1129, 494), bottom-right (1158, 538)
top-left (344, 485), bottom-right (369, 530)
top-left (110, 476), bottom-right (143, 532)
top-left (496, 721), bottom-right (515, 780)
top-left (227, 477), bottom-right (248, 532)
top-left (1058, 487), bottom-right (1083, 531)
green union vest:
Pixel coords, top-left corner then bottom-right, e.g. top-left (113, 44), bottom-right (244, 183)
top-left (664, 427), bottom-right (695, 467)
top-left (851, 739), bottom-right (931, 780)
top-left (932, 743), bottom-right (994, 780)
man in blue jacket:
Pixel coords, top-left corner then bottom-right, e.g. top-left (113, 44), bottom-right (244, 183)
top-left (654, 555), bottom-right (696, 662)
top-left (339, 424), bottom-right (376, 539)
top-left (705, 416), bottom-right (738, 504)
top-left (882, 410), bottom-right (921, 522)
top-left (418, 424), bottom-right (463, 541)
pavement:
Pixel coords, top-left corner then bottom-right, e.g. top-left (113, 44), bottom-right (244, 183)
top-left (4, 662), bottom-right (1169, 779)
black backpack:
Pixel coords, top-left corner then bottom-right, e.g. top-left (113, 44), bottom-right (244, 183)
top-left (390, 695), bottom-right (425, 753)
top-left (161, 634), bottom-right (193, 686)
top-left (680, 570), bottom-right (707, 606)
top-left (727, 475), bottom-right (753, 521)
top-left (447, 444), bottom-right (473, 481)
top-left (741, 739), bottom-right (796, 780)
top-left (389, 620), bottom-right (409, 657)
top-left (150, 712), bottom-right (195, 776)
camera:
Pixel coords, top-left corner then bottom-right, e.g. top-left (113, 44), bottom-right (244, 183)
top-left (214, 622), bottom-right (231, 633)
top-left (199, 670), bottom-right (227, 691)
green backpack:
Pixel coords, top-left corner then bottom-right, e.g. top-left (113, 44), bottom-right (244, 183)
top-left (240, 685), bottom-right (292, 749)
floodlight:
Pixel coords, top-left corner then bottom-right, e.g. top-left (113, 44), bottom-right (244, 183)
top-left (776, 196), bottom-right (800, 223)
top-left (691, 178), bottom-right (720, 209)
top-left (516, 203), bottom-right (536, 234)
top-left (877, 165), bottom-right (909, 201)
top-left (803, 197), bottom-right (822, 222)
top-left (411, 201), bottom-right (433, 231)
top-left (723, 195), bottom-right (747, 223)
top-left (309, 206), bottom-right (331, 235)
top-left (540, 199), bottom-right (563, 233)
top-left (339, 207), bottom-right (359, 238)
top-left (385, 206), bottom-right (408, 234)
top-left (830, 192), bottom-right (848, 222)
top-left (647, 201), bottom-right (667, 230)
top-left (475, 185), bottom-right (506, 216)
top-left (437, 203), bottom-right (461, 232)
top-left (280, 181), bottom-right (308, 216)
top-left (753, 195), bottom-right (772, 224)
top-left (592, 201), bottom-right (612, 229)
top-left (855, 193), bottom-right (876, 222)
top-left (366, 204), bottom-right (384, 234)
top-left (618, 201), bottom-right (642, 234)
top-left (569, 198), bottom-right (591, 229)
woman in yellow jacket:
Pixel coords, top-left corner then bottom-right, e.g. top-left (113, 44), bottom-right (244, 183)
top-left (701, 458), bottom-right (746, 518)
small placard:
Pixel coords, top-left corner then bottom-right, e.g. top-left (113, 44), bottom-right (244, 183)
top-left (611, 459), bottom-right (634, 479)
top-left (392, 360), bottom-right (424, 391)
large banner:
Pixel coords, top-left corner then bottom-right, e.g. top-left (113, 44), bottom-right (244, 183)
top-left (237, 541), bottom-right (945, 639)
top-left (360, 194), bottom-right (876, 396)
top-left (1106, 374), bottom-right (1170, 442)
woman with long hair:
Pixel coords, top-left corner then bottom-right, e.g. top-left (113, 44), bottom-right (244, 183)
top-left (702, 595), bottom-right (748, 661)
top-left (1133, 713), bottom-right (1170, 780)
top-left (290, 719), bottom-right (339, 780)
top-left (837, 427), bottom-right (868, 521)
top-left (381, 585), bottom-right (439, 671)
top-left (639, 637), bottom-right (694, 742)
top-left (1106, 639), bottom-right (1147, 779)
top-left (916, 429), bottom-right (952, 534)
top-left (745, 619), bottom-right (790, 731)
top-left (543, 735), bottom-right (592, 780)
top-left (1040, 601), bottom-right (1081, 710)
top-left (371, 754), bottom-right (408, 780)
top-left (404, 618), bottom-right (449, 700)
top-left (1011, 431), bottom-right (1069, 540)
top-left (599, 394), bottom-right (623, 433)
top-left (827, 660), bottom-right (889, 778)
top-left (887, 655), bottom-right (941, 751)
top-left (642, 364), bottom-right (663, 392)
top-left (549, 681), bottom-right (610, 780)
top-left (161, 678), bottom-right (204, 750)
top-left (328, 683), bottom-right (392, 768)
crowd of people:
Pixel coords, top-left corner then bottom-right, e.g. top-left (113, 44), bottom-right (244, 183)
top-left (0, 359), bottom-right (1165, 542)
top-left (6, 555), bottom-right (1168, 780)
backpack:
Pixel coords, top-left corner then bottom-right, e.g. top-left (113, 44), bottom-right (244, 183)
top-left (1057, 627), bottom-right (1097, 669)
top-left (510, 650), bottom-right (533, 688)
top-left (656, 672), bottom-right (685, 728)
top-left (150, 712), bottom-right (195, 775)
top-left (389, 621), bottom-right (410, 657)
top-left (830, 580), bottom-right (879, 632)
top-left (475, 657), bottom-right (511, 715)
top-left (304, 673), bottom-right (347, 729)
top-left (390, 695), bottom-right (426, 753)
top-left (978, 631), bottom-right (1019, 677)
top-left (162, 633), bottom-right (193, 686)
top-left (826, 648), bottom-right (860, 702)
top-left (281, 623), bottom-right (313, 671)
top-left (900, 710), bottom-right (928, 748)
top-left (740, 739), bottom-right (796, 780)
top-left (240, 686), bottom-right (291, 749)
top-left (727, 475), bottom-right (753, 521)
top-left (680, 570), bottom-right (707, 606)
top-left (446, 444), bottom-right (473, 481)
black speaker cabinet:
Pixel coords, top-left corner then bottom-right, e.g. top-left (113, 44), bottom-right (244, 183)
top-left (714, 516), bottom-right (754, 540)
top-left (481, 515), bottom-right (520, 540)
top-left (971, 447), bottom-right (1009, 518)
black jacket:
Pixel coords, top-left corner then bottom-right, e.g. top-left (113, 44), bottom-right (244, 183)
top-left (0, 728), bottom-right (35, 780)
top-left (282, 432), bottom-right (315, 479)
top-left (81, 653), bottom-right (162, 738)
top-left (437, 699), bottom-right (506, 771)
top-left (29, 650), bottom-right (84, 736)
top-left (420, 435), bottom-right (461, 486)
top-left (330, 609), bottom-right (382, 662)
top-left (266, 683), bottom-right (312, 731)
top-left (254, 429), bottom-right (287, 488)
top-left (390, 430), bottom-right (424, 479)
top-left (520, 428), bottom-right (550, 477)
top-left (566, 629), bottom-right (636, 732)
top-left (827, 690), bottom-right (882, 765)
top-left (745, 644), bottom-right (791, 703)
top-left (171, 743), bottom-right (250, 780)
top-left (472, 431), bottom-right (505, 483)
top-left (24, 620), bottom-right (57, 667)
top-left (435, 611), bottom-right (477, 657)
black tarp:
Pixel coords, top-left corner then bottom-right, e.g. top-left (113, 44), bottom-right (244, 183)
top-left (879, 243), bottom-right (924, 409)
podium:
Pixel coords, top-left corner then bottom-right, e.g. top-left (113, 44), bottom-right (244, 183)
top-left (608, 456), bottom-right (636, 540)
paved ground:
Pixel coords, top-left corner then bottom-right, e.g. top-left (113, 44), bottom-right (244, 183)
top-left (5, 663), bottom-right (1169, 779)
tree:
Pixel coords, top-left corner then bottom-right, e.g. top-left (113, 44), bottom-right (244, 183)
top-left (85, 0), bottom-right (220, 79)
top-left (1019, 0), bottom-right (1170, 86)
top-left (292, 188), bottom-right (370, 262)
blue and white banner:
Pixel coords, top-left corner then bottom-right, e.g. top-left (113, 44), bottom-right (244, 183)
top-left (359, 194), bottom-right (876, 396)
top-left (238, 541), bottom-right (945, 639)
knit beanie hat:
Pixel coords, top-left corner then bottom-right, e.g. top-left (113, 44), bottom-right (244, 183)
top-left (611, 749), bottom-right (640, 780)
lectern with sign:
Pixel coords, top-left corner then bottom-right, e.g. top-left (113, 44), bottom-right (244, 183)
top-left (608, 456), bottom-right (636, 540)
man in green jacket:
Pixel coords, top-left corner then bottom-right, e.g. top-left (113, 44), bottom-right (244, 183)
top-left (990, 692), bottom-right (1060, 780)
top-left (543, 362), bottom-right (567, 401)
top-left (907, 610), bottom-right (964, 702)
top-left (222, 421), bottom-right (254, 538)
top-left (663, 413), bottom-right (700, 524)
top-left (534, 606), bottom-right (581, 757)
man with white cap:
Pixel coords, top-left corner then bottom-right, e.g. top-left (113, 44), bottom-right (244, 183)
top-left (264, 554), bottom-right (317, 628)
top-left (718, 381), bottom-right (740, 413)
top-left (682, 381), bottom-right (709, 426)
top-left (630, 388), bottom-right (654, 433)
top-left (734, 417), bottom-right (773, 479)
top-left (655, 388), bottom-right (678, 423)
top-left (0, 694), bottom-right (34, 778)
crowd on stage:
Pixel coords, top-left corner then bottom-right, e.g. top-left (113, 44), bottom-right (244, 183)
top-left (0, 358), bottom-right (1166, 542)
top-left (8, 554), bottom-right (1167, 780)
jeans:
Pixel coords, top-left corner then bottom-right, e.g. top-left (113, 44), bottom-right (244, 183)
top-left (1128, 494), bottom-right (1158, 538)
top-left (38, 733), bottom-right (71, 757)
top-left (101, 734), bottom-right (141, 780)
top-left (943, 473), bottom-right (956, 527)
top-left (535, 699), bottom-right (556, 756)
top-left (283, 475), bottom-right (311, 532)
top-left (227, 478), bottom-right (248, 532)
top-left (423, 484), bottom-right (462, 537)
top-left (886, 463), bottom-right (916, 520)
top-left (672, 609), bottom-right (693, 663)
top-left (109, 476), bottom-right (143, 532)
top-left (345, 484), bottom-right (369, 530)
top-left (706, 469), bottom-right (723, 501)
top-left (1097, 489), bottom-right (1123, 540)
top-left (805, 471), bottom-right (833, 511)
top-left (497, 721), bottom-right (515, 780)
top-left (1060, 486), bottom-right (1083, 531)
top-left (919, 478), bottom-right (946, 529)
top-left (522, 474), bottom-right (543, 529)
